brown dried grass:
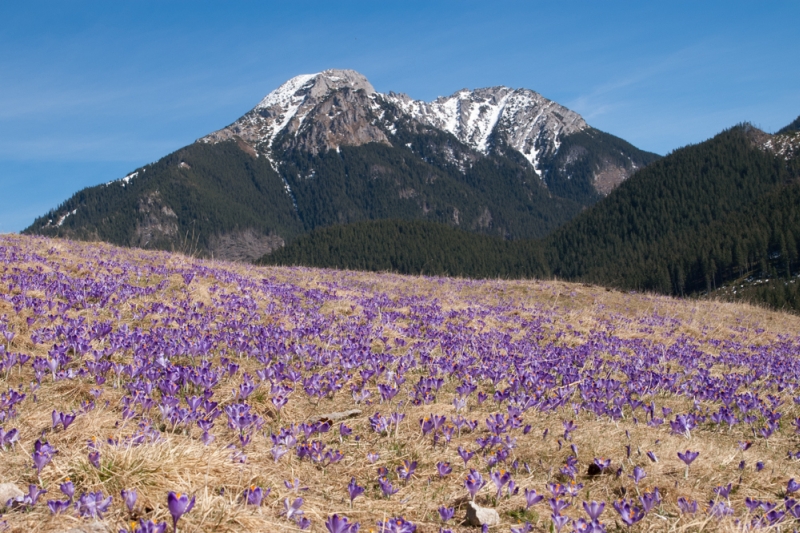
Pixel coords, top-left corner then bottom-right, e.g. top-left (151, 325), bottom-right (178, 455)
top-left (0, 235), bottom-right (799, 532)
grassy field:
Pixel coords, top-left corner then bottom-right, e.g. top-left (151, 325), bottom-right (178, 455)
top-left (1, 234), bottom-right (799, 532)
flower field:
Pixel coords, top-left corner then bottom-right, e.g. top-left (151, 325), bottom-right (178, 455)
top-left (1, 234), bottom-right (800, 532)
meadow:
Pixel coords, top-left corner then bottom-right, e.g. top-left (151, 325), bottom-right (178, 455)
top-left (0, 234), bottom-right (799, 532)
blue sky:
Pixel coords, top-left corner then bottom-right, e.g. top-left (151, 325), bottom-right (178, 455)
top-left (2, 1), bottom-right (798, 232)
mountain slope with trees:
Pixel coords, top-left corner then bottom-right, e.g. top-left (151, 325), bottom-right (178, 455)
top-left (263, 121), bottom-right (800, 313)
top-left (262, 218), bottom-right (548, 279)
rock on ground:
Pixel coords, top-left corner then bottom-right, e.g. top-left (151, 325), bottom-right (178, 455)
top-left (0, 483), bottom-right (23, 508)
top-left (465, 501), bottom-right (501, 527)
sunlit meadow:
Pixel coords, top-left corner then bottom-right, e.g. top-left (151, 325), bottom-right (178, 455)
top-left (1, 234), bottom-right (800, 532)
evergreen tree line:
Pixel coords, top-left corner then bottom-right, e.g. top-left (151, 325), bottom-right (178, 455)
top-left (261, 218), bottom-right (549, 279)
top-left (263, 125), bottom-right (800, 312)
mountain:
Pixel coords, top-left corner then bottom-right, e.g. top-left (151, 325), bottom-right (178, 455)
top-left (24, 69), bottom-right (658, 260)
top-left (544, 123), bottom-right (800, 294)
top-left (778, 115), bottom-right (800, 135)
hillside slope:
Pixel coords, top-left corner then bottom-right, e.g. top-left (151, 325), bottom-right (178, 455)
top-left (3, 233), bottom-right (800, 532)
top-left (545, 124), bottom-right (800, 296)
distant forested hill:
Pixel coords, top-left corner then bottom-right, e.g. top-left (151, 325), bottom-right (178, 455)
top-left (261, 218), bottom-right (548, 279)
top-left (545, 125), bottom-right (800, 294)
top-left (263, 123), bottom-right (800, 313)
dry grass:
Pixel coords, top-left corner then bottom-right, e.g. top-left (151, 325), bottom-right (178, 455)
top-left (1, 234), bottom-right (800, 532)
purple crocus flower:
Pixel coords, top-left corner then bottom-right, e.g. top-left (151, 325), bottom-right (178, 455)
top-left (677, 450), bottom-right (699, 466)
top-left (378, 477), bottom-right (399, 498)
top-left (88, 450), bottom-right (101, 469)
top-left (713, 483), bottom-right (732, 499)
top-left (377, 516), bottom-right (416, 533)
top-left (592, 458), bottom-right (611, 474)
top-left (25, 484), bottom-right (46, 505)
top-left (707, 499), bottom-right (734, 517)
top-left (52, 410), bottom-right (77, 430)
top-left (464, 469), bottom-right (486, 499)
top-left (562, 420), bottom-right (577, 440)
top-left (167, 492), bottom-right (195, 532)
top-left (283, 497), bottom-right (304, 520)
top-left (629, 466), bottom-right (646, 485)
top-left (77, 491), bottom-right (113, 519)
top-left (786, 499), bottom-right (800, 519)
top-left (397, 460), bottom-right (417, 483)
top-left (551, 514), bottom-right (570, 532)
top-left (639, 488), bottom-right (661, 513)
top-left (271, 445), bottom-right (288, 462)
top-left (788, 478), bottom-right (800, 494)
top-left (549, 497), bottom-right (570, 515)
top-left (744, 497), bottom-right (762, 513)
top-left (347, 477), bottom-right (364, 504)
top-left (583, 501), bottom-right (605, 520)
top-left (131, 520), bottom-right (168, 533)
top-left (489, 469), bottom-right (511, 498)
top-left (0, 427), bottom-right (18, 449)
top-left (436, 461), bottom-right (452, 477)
top-left (457, 446), bottom-right (474, 467)
top-left (325, 514), bottom-right (360, 533)
top-left (284, 478), bottom-right (308, 492)
top-left (243, 485), bottom-right (268, 506)
top-left (438, 506), bottom-right (454, 522)
top-left (121, 488), bottom-right (137, 512)
top-left (766, 509), bottom-right (785, 525)
top-left (60, 479), bottom-right (75, 499)
top-left (510, 523), bottom-right (532, 533)
top-left (677, 497), bottom-right (697, 514)
top-left (47, 498), bottom-right (71, 514)
top-left (524, 488), bottom-right (543, 509)
top-left (32, 450), bottom-right (51, 474)
top-left (507, 480), bottom-right (519, 497)
top-left (613, 499), bottom-right (645, 526)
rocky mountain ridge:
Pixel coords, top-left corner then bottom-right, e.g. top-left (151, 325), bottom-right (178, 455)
top-left (201, 69), bottom-right (594, 182)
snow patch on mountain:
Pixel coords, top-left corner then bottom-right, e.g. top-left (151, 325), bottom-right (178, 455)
top-left (105, 171), bottom-right (139, 187)
top-left (384, 86), bottom-right (587, 175)
top-left (255, 73), bottom-right (318, 111)
top-left (44, 208), bottom-right (77, 228)
top-left (762, 131), bottom-right (800, 160)
top-left (200, 69), bottom-right (588, 176)
top-left (200, 69), bottom-right (376, 154)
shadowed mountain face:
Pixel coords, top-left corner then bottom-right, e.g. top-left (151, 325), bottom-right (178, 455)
top-left (25, 69), bottom-right (659, 260)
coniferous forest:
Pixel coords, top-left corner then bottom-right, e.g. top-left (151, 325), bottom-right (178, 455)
top-left (263, 124), bottom-right (800, 312)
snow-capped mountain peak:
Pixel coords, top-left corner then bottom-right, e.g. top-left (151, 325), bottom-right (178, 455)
top-left (383, 86), bottom-right (587, 175)
top-left (201, 69), bottom-right (587, 175)
top-left (201, 69), bottom-right (376, 151)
